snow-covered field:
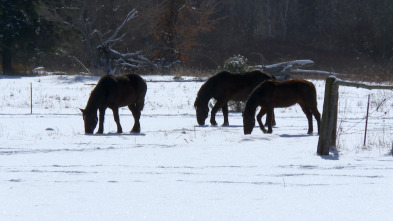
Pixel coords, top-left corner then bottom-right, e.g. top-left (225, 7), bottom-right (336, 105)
top-left (1, 74), bottom-right (392, 220)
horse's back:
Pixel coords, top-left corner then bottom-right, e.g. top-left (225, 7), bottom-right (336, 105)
top-left (277, 79), bottom-right (317, 104)
top-left (125, 74), bottom-right (147, 95)
top-left (255, 79), bottom-right (317, 107)
top-left (291, 79), bottom-right (317, 100)
top-left (96, 74), bottom-right (146, 107)
top-left (210, 70), bottom-right (273, 100)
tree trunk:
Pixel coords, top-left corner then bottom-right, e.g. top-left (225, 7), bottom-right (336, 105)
top-left (2, 47), bottom-right (13, 75)
top-left (265, 0), bottom-right (272, 38)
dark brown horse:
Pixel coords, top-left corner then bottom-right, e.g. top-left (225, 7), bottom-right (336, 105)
top-left (194, 70), bottom-right (275, 126)
top-left (243, 79), bottom-right (321, 135)
top-left (80, 74), bottom-right (147, 134)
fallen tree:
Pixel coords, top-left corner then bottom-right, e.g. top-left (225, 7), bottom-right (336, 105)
top-left (96, 9), bottom-right (155, 75)
top-left (251, 59), bottom-right (344, 80)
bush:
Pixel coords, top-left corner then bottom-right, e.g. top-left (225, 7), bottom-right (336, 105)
top-left (221, 54), bottom-right (249, 73)
top-left (212, 54), bottom-right (250, 112)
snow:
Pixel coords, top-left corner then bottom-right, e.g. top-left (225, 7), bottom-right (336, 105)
top-left (251, 59), bottom-right (314, 70)
top-left (1, 74), bottom-right (393, 220)
top-left (292, 68), bottom-right (344, 76)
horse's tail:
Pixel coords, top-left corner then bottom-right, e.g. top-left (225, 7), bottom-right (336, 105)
top-left (136, 79), bottom-right (147, 111)
top-left (261, 70), bottom-right (276, 80)
top-left (308, 81), bottom-right (318, 106)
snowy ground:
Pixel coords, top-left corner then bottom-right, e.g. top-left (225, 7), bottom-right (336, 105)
top-left (0, 74), bottom-right (392, 220)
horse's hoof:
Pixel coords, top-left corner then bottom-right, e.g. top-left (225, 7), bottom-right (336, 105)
top-left (96, 131), bottom-right (103, 134)
top-left (131, 127), bottom-right (140, 133)
top-left (222, 122), bottom-right (229, 126)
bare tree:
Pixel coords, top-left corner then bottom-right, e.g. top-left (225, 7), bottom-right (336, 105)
top-left (139, 0), bottom-right (222, 68)
top-left (41, 0), bottom-right (150, 74)
top-left (96, 9), bottom-right (153, 74)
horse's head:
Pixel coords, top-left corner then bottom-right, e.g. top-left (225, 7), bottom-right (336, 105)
top-left (194, 98), bottom-right (209, 126)
top-left (242, 111), bottom-right (255, 134)
top-left (80, 108), bottom-right (98, 134)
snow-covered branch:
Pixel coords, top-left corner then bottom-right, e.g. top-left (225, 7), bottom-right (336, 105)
top-left (251, 59), bottom-right (314, 73)
top-left (104, 9), bottom-right (137, 46)
top-left (96, 8), bottom-right (156, 74)
top-left (251, 59), bottom-right (345, 80)
top-left (291, 69), bottom-right (345, 76)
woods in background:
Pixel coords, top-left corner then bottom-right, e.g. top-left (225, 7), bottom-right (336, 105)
top-left (1, 0), bottom-right (393, 76)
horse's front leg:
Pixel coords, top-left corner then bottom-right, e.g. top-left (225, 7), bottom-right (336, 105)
top-left (266, 109), bottom-right (274, 133)
top-left (222, 103), bottom-right (229, 126)
top-left (210, 100), bottom-right (224, 126)
top-left (256, 108), bottom-right (267, 133)
top-left (128, 104), bottom-right (141, 133)
top-left (112, 107), bottom-right (123, 133)
top-left (97, 107), bottom-right (106, 134)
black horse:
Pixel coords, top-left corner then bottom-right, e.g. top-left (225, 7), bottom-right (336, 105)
top-left (194, 70), bottom-right (275, 126)
top-left (80, 74), bottom-right (147, 134)
top-left (243, 79), bottom-right (321, 135)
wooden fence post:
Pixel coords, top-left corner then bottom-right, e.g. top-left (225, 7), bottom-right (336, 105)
top-left (316, 77), bottom-right (393, 156)
top-left (30, 82), bottom-right (33, 114)
top-left (317, 76), bottom-right (339, 155)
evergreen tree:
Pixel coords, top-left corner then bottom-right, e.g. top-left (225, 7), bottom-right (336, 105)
top-left (0, 0), bottom-right (41, 74)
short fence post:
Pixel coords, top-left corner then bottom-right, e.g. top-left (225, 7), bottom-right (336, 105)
top-left (317, 76), bottom-right (339, 155)
top-left (363, 94), bottom-right (370, 146)
top-left (30, 82), bottom-right (33, 114)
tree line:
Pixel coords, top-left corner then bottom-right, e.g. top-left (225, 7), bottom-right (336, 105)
top-left (1, 0), bottom-right (393, 75)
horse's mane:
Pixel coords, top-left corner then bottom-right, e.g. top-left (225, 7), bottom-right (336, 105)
top-left (195, 71), bottom-right (228, 107)
top-left (243, 89), bottom-right (259, 117)
top-left (243, 80), bottom-right (273, 117)
top-left (85, 76), bottom-right (109, 111)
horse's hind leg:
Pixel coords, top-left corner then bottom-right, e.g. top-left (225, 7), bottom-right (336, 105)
top-left (129, 104), bottom-right (141, 133)
top-left (266, 109), bottom-right (274, 133)
top-left (299, 103), bottom-right (313, 134)
top-left (112, 107), bottom-right (123, 133)
top-left (222, 103), bottom-right (229, 126)
top-left (97, 107), bottom-right (106, 134)
top-left (264, 110), bottom-right (276, 126)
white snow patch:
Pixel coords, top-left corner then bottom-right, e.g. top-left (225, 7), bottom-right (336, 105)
top-left (0, 75), bottom-right (392, 220)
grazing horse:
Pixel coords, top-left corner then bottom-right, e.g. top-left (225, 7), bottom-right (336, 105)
top-left (194, 70), bottom-right (275, 126)
top-left (80, 74), bottom-right (147, 134)
top-left (243, 79), bottom-right (321, 135)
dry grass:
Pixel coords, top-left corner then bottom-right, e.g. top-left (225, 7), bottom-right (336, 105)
top-left (3, 51), bottom-right (393, 84)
